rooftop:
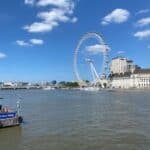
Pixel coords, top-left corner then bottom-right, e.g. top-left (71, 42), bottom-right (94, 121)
top-left (134, 69), bottom-right (150, 74)
top-left (112, 56), bottom-right (126, 60)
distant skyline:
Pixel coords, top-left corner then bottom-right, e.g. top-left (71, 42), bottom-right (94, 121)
top-left (0, 0), bottom-right (150, 82)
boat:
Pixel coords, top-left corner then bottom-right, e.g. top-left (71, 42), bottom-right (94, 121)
top-left (80, 86), bottom-right (100, 91)
top-left (0, 101), bottom-right (23, 128)
top-left (43, 86), bottom-right (55, 90)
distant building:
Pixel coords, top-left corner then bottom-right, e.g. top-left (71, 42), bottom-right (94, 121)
top-left (16, 82), bottom-right (29, 89)
top-left (110, 57), bottom-right (139, 75)
top-left (110, 68), bottom-right (150, 89)
top-left (3, 82), bottom-right (15, 87)
top-left (110, 57), bottom-right (150, 89)
top-left (132, 69), bottom-right (150, 88)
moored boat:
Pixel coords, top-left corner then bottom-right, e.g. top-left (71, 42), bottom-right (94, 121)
top-left (79, 86), bottom-right (100, 91)
top-left (0, 102), bottom-right (23, 128)
top-left (43, 86), bottom-right (55, 90)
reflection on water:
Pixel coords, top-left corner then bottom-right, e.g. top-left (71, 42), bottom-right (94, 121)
top-left (0, 89), bottom-right (150, 150)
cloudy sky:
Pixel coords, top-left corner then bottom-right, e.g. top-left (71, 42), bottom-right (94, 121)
top-left (0, 0), bottom-right (150, 81)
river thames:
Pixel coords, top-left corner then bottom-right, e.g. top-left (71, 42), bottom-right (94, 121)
top-left (0, 89), bottom-right (150, 150)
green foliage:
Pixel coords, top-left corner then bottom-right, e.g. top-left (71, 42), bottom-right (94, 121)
top-left (59, 81), bottom-right (79, 88)
top-left (51, 80), bottom-right (57, 85)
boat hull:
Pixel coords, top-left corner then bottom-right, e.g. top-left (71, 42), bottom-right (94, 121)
top-left (0, 112), bottom-right (23, 128)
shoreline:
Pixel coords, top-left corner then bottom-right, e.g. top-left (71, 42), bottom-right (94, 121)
top-left (0, 87), bottom-right (150, 92)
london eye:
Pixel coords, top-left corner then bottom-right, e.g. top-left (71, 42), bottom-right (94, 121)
top-left (73, 32), bottom-right (109, 84)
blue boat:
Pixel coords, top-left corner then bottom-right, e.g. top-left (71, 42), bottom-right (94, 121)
top-left (0, 102), bottom-right (23, 128)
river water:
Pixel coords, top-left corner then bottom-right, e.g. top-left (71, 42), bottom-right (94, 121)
top-left (0, 89), bottom-right (150, 150)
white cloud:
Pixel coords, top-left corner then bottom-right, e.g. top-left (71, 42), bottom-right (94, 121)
top-left (16, 40), bottom-right (31, 46)
top-left (24, 0), bottom-right (35, 5)
top-left (24, 22), bottom-right (57, 33)
top-left (30, 39), bottom-right (44, 45)
top-left (0, 52), bottom-right (6, 59)
top-left (37, 8), bottom-right (70, 23)
top-left (86, 44), bottom-right (110, 55)
top-left (136, 9), bottom-right (150, 15)
top-left (136, 17), bottom-right (150, 27)
top-left (16, 39), bottom-right (44, 46)
top-left (37, 0), bottom-right (71, 8)
top-left (101, 8), bottom-right (130, 25)
top-left (117, 51), bottom-right (125, 54)
top-left (134, 29), bottom-right (150, 39)
top-left (71, 17), bottom-right (78, 23)
top-left (24, 0), bottom-right (77, 33)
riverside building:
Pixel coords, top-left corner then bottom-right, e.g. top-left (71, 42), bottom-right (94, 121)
top-left (110, 57), bottom-right (138, 75)
top-left (110, 57), bottom-right (150, 89)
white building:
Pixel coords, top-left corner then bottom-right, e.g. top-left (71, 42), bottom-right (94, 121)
top-left (110, 57), bottom-right (137, 75)
top-left (132, 69), bottom-right (150, 88)
top-left (3, 82), bottom-right (16, 87)
top-left (110, 57), bottom-right (150, 89)
top-left (110, 69), bottom-right (150, 89)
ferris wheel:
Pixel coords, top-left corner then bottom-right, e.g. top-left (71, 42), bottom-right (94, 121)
top-left (73, 32), bottom-right (109, 83)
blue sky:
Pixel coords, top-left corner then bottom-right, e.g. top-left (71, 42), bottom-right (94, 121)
top-left (0, 0), bottom-right (150, 82)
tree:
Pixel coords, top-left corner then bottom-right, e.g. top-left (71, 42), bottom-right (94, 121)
top-left (103, 83), bottom-right (107, 88)
top-left (51, 80), bottom-right (57, 85)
